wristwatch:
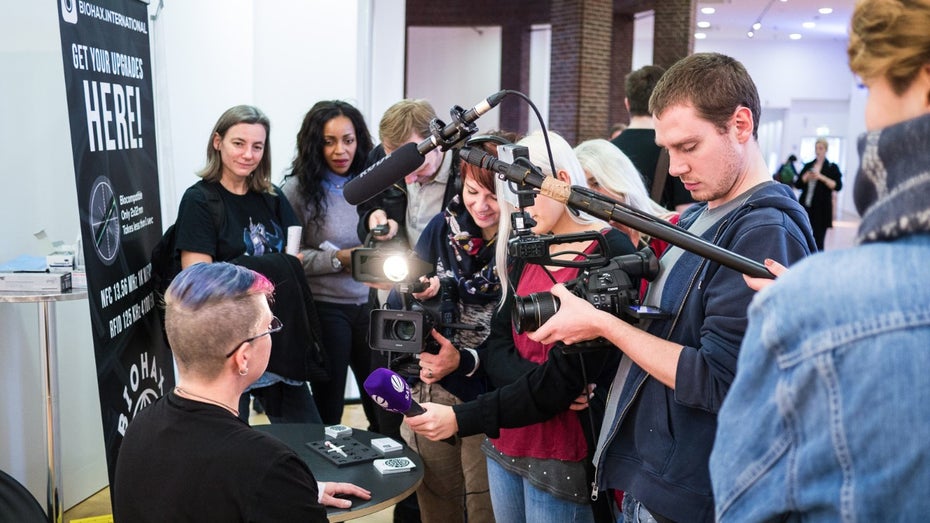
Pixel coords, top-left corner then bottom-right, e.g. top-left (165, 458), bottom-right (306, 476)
top-left (331, 253), bottom-right (343, 271)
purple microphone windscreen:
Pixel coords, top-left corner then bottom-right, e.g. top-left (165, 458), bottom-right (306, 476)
top-left (363, 367), bottom-right (414, 414)
top-left (343, 143), bottom-right (424, 205)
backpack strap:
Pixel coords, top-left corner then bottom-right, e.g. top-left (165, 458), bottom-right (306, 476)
top-left (193, 180), bottom-right (226, 232)
top-left (651, 147), bottom-right (670, 204)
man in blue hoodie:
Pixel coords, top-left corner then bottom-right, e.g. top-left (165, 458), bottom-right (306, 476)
top-left (405, 53), bottom-right (816, 522)
top-left (527, 53), bottom-right (816, 522)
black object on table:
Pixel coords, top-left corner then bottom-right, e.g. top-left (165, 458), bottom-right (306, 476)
top-left (256, 423), bottom-right (423, 522)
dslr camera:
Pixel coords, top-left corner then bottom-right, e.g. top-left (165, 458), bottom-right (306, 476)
top-left (512, 245), bottom-right (666, 351)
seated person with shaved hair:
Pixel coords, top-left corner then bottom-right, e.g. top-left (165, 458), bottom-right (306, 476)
top-left (113, 262), bottom-right (370, 522)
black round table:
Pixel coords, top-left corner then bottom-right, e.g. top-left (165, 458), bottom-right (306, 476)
top-left (255, 423), bottom-right (423, 522)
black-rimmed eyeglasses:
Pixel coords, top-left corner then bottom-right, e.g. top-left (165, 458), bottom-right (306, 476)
top-left (225, 316), bottom-right (283, 358)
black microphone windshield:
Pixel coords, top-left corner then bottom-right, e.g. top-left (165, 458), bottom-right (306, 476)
top-left (344, 143), bottom-right (424, 205)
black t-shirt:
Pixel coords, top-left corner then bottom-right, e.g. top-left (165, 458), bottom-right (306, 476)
top-left (174, 181), bottom-right (297, 262)
top-left (113, 392), bottom-right (326, 522)
top-left (611, 128), bottom-right (694, 210)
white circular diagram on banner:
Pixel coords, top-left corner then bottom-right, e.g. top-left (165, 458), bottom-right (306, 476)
top-left (89, 175), bottom-right (121, 265)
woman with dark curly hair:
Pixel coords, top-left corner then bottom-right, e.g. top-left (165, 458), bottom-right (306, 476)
top-left (282, 100), bottom-right (378, 426)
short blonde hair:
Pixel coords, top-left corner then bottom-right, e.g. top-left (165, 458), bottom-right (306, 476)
top-left (379, 99), bottom-right (436, 151)
top-left (848, 0), bottom-right (930, 95)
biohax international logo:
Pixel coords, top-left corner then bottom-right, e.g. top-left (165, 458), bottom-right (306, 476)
top-left (61, 0), bottom-right (78, 24)
top-left (117, 351), bottom-right (166, 436)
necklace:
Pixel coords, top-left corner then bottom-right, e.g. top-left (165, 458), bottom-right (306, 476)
top-left (174, 386), bottom-right (239, 417)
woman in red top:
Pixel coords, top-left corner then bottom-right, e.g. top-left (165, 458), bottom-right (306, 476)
top-left (479, 132), bottom-right (636, 522)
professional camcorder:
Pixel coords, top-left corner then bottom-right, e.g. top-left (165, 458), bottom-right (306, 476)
top-left (369, 277), bottom-right (459, 355)
top-left (360, 249), bottom-right (483, 376)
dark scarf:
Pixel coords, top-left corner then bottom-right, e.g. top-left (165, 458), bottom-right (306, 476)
top-left (442, 195), bottom-right (500, 304)
top-left (854, 112), bottom-right (930, 245)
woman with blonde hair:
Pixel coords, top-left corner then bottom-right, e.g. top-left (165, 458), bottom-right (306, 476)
top-left (574, 139), bottom-right (678, 259)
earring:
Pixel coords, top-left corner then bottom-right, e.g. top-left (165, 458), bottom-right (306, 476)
top-left (239, 367), bottom-right (248, 376)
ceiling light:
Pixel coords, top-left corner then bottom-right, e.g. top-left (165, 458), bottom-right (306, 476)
top-left (747, 31), bottom-right (755, 38)
top-left (802, 21), bottom-right (816, 28)
top-left (819, 7), bottom-right (833, 14)
top-left (697, 21), bottom-right (711, 28)
top-left (752, 22), bottom-right (762, 30)
top-left (789, 33), bottom-right (802, 40)
top-left (695, 32), bottom-right (707, 39)
top-left (701, 7), bottom-right (716, 14)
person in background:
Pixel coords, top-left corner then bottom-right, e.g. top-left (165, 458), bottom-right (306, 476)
top-left (391, 133), bottom-right (517, 523)
top-left (113, 262), bottom-right (370, 522)
top-left (774, 153), bottom-right (799, 185)
top-left (712, 0), bottom-right (930, 519)
top-left (173, 105), bottom-right (323, 424)
top-left (574, 138), bottom-right (679, 261)
top-left (282, 100), bottom-right (379, 428)
top-left (354, 98), bottom-right (463, 523)
top-left (795, 138), bottom-right (843, 250)
top-left (608, 122), bottom-right (628, 140)
top-left (611, 65), bottom-right (695, 212)
top-left (356, 99), bottom-right (459, 249)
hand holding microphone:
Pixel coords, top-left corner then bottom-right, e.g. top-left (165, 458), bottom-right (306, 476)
top-left (363, 368), bottom-right (457, 444)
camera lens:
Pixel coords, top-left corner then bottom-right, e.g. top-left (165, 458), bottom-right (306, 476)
top-left (512, 292), bottom-right (560, 334)
top-left (389, 320), bottom-right (417, 341)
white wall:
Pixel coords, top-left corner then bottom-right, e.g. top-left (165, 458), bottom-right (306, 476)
top-left (1, 0), bottom-right (407, 509)
top-left (0, 1), bottom-right (106, 510)
top-left (155, 0), bottom-right (405, 226)
top-left (631, 13), bottom-right (861, 217)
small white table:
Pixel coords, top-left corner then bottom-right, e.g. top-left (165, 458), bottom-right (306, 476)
top-left (0, 288), bottom-right (88, 523)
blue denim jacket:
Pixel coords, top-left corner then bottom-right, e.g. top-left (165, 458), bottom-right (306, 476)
top-left (711, 234), bottom-right (930, 521)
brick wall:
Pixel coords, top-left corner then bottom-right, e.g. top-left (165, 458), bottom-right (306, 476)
top-left (404, 0), bottom-right (697, 142)
top-left (653, 0), bottom-right (695, 70)
top-left (610, 12), bottom-right (635, 128)
top-left (549, 0), bottom-right (613, 144)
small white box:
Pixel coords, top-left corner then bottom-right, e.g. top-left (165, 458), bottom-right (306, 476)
top-left (373, 457), bottom-right (415, 475)
top-left (324, 425), bottom-right (353, 439)
top-left (0, 272), bottom-right (72, 292)
top-left (370, 437), bottom-right (404, 454)
top-left (71, 270), bottom-right (87, 289)
top-left (46, 252), bottom-right (74, 269)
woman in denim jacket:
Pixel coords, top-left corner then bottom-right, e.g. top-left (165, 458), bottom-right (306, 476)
top-left (711, 0), bottom-right (930, 520)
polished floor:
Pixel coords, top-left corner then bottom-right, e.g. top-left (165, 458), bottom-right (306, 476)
top-left (63, 402), bottom-right (392, 523)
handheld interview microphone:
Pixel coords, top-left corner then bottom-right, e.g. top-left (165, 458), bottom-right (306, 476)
top-left (343, 91), bottom-right (507, 205)
top-left (363, 367), bottom-right (426, 416)
top-left (363, 367), bottom-right (456, 444)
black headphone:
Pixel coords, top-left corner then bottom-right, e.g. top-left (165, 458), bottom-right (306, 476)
top-left (454, 134), bottom-right (514, 195)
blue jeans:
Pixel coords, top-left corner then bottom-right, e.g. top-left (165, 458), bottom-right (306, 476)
top-left (621, 495), bottom-right (662, 523)
top-left (238, 382), bottom-right (321, 424)
top-left (312, 301), bottom-right (377, 426)
top-left (486, 456), bottom-right (594, 523)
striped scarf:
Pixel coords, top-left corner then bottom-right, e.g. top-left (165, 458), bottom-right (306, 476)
top-left (854, 112), bottom-right (930, 244)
